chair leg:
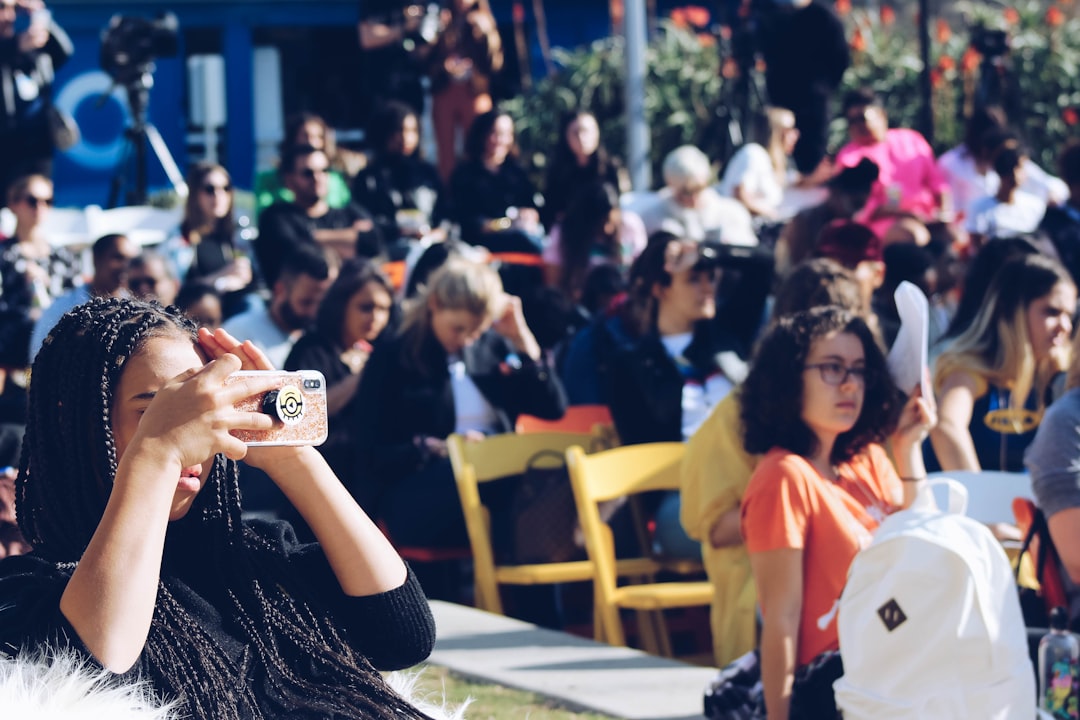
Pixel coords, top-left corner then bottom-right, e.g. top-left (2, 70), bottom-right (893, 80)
top-left (636, 610), bottom-right (663, 655)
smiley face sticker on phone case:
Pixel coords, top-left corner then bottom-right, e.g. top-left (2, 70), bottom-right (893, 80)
top-left (262, 385), bottom-right (305, 426)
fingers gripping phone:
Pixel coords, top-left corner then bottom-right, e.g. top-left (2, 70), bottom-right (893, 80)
top-left (225, 370), bottom-right (328, 447)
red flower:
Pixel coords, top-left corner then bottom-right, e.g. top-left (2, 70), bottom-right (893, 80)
top-left (513, 2), bottom-right (525, 23)
top-left (1047, 5), bottom-right (1065, 26)
top-left (930, 69), bottom-right (943, 89)
top-left (1003, 7), bottom-right (1020, 24)
top-left (938, 55), bottom-right (955, 72)
top-left (880, 5), bottom-right (896, 25)
top-left (1064, 107), bottom-right (1079, 125)
top-left (721, 56), bottom-right (740, 79)
top-left (685, 5), bottom-right (710, 27)
top-left (936, 18), bottom-right (951, 43)
top-left (961, 47), bottom-right (981, 73)
top-left (697, 32), bottom-right (716, 47)
top-left (671, 7), bottom-right (688, 28)
top-left (835, 0), bottom-right (851, 16)
top-left (851, 27), bottom-right (866, 52)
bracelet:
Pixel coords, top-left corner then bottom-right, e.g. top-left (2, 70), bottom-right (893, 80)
top-left (900, 475), bottom-right (927, 483)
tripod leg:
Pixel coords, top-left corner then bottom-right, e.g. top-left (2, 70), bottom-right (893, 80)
top-left (108, 131), bottom-right (135, 209)
top-left (144, 124), bottom-right (190, 200)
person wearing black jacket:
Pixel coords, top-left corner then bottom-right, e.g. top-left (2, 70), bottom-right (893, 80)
top-left (757, 0), bottom-right (849, 176)
top-left (350, 257), bottom-right (565, 549)
top-left (351, 101), bottom-right (445, 256)
top-left (0, 0), bottom-right (73, 195)
top-left (257, 145), bottom-right (382, 287)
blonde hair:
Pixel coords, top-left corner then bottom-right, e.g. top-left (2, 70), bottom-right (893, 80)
top-left (399, 258), bottom-right (503, 370)
top-left (766, 107), bottom-right (796, 181)
top-left (934, 254), bottom-right (1074, 429)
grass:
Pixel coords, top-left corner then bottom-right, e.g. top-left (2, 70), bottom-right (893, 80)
top-left (406, 664), bottom-right (617, 720)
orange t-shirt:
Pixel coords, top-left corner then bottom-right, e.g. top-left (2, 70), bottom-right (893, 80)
top-left (740, 444), bottom-right (902, 667)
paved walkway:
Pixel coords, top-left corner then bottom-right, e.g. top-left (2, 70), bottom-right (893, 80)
top-left (428, 601), bottom-right (717, 720)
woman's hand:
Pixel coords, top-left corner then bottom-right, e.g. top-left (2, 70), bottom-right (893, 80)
top-left (129, 353), bottom-right (278, 472)
top-left (490, 294), bottom-right (541, 361)
top-left (891, 384), bottom-right (937, 455)
top-left (197, 327), bottom-right (307, 471)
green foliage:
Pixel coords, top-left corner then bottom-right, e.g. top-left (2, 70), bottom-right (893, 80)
top-left (504, 21), bottom-right (725, 190)
top-left (505, 0), bottom-right (1080, 187)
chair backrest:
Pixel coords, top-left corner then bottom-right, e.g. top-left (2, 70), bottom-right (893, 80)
top-left (515, 404), bottom-right (615, 435)
top-left (566, 442), bottom-right (685, 593)
top-left (448, 430), bottom-right (599, 612)
top-left (925, 470), bottom-right (1032, 526)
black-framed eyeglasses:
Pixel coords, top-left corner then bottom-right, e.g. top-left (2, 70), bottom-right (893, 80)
top-left (202, 183), bottom-right (232, 196)
top-left (804, 362), bottom-right (867, 386)
top-left (23, 195), bottom-right (53, 208)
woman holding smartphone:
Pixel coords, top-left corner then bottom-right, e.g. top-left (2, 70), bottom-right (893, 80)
top-left (0, 297), bottom-right (436, 719)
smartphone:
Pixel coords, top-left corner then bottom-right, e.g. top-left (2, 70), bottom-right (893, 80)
top-left (225, 370), bottom-right (328, 447)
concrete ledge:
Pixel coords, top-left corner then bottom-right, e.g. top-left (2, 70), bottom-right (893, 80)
top-left (429, 601), bottom-right (716, 720)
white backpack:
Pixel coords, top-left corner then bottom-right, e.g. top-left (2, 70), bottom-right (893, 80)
top-left (833, 480), bottom-right (1035, 719)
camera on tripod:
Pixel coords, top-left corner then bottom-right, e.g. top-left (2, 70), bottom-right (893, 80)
top-left (970, 25), bottom-right (1009, 59)
top-left (99, 13), bottom-right (180, 87)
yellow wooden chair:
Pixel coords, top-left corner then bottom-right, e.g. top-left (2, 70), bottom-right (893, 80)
top-left (566, 442), bottom-right (714, 657)
top-left (448, 431), bottom-right (658, 617)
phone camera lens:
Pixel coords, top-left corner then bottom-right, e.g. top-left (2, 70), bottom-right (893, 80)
top-left (304, 378), bottom-right (321, 389)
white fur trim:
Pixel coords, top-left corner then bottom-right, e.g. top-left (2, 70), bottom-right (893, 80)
top-left (386, 669), bottom-right (471, 720)
top-left (0, 648), bottom-right (181, 719)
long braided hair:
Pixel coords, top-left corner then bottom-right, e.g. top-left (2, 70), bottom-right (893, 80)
top-left (16, 297), bottom-right (432, 719)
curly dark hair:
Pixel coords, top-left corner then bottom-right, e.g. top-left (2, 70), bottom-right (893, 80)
top-left (740, 306), bottom-right (901, 464)
top-left (17, 297), bottom-right (431, 720)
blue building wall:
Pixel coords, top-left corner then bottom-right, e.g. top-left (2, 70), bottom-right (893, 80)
top-left (42, 1), bottom-right (631, 207)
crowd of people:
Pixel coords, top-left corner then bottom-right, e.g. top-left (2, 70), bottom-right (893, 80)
top-left (2, 0), bottom-right (1080, 717)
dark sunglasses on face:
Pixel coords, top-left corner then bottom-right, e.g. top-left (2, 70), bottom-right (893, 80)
top-left (129, 277), bottom-right (159, 291)
top-left (296, 167), bottom-right (328, 179)
top-left (202, 183), bottom-right (232, 196)
top-left (22, 195), bottom-right (53, 209)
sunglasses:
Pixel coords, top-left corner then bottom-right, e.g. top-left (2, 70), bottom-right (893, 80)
top-left (22, 195), bottom-right (53, 209)
top-left (129, 277), bottom-right (159, 291)
top-left (201, 183), bottom-right (232, 196)
top-left (296, 167), bottom-right (328, 179)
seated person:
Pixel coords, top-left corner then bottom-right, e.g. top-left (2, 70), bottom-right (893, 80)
top-left (351, 101), bottom-right (446, 254)
top-left (30, 233), bottom-right (139, 360)
top-left (966, 146), bottom-right (1046, 246)
top-left (680, 258), bottom-right (865, 666)
top-left (126, 251), bottom-right (180, 307)
top-left (930, 253), bottom-right (1075, 472)
top-left (717, 107), bottom-right (799, 221)
top-left (254, 112), bottom-right (353, 216)
top-left (285, 260), bottom-right (395, 482)
top-left (1025, 329), bottom-right (1080, 628)
top-left (775, 158), bottom-right (878, 278)
top-left (812, 220), bottom-right (886, 342)
top-left (835, 88), bottom-right (945, 244)
top-left (350, 258), bottom-right (565, 547)
top-left (257, 145), bottom-right (382, 287)
top-left (636, 145), bottom-right (757, 247)
top-left (445, 110), bottom-right (543, 249)
top-left (223, 245), bottom-right (339, 369)
top-left (541, 110), bottom-right (624, 230)
top-left (542, 181), bottom-right (645, 303)
top-left (173, 281), bottom-right (224, 330)
top-left (740, 307), bottom-right (933, 719)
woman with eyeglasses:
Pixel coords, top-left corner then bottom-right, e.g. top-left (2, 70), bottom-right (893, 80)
top-left (170, 162), bottom-right (257, 320)
top-left (0, 173), bottom-right (79, 367)
top-left (739, 306), bottom-right (934, 720)
top-left (929, 253), bottom-right (1076, 473)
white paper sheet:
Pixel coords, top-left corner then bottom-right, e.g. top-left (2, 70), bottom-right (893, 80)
top-left (886, 281), bottom-right (931, 398)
